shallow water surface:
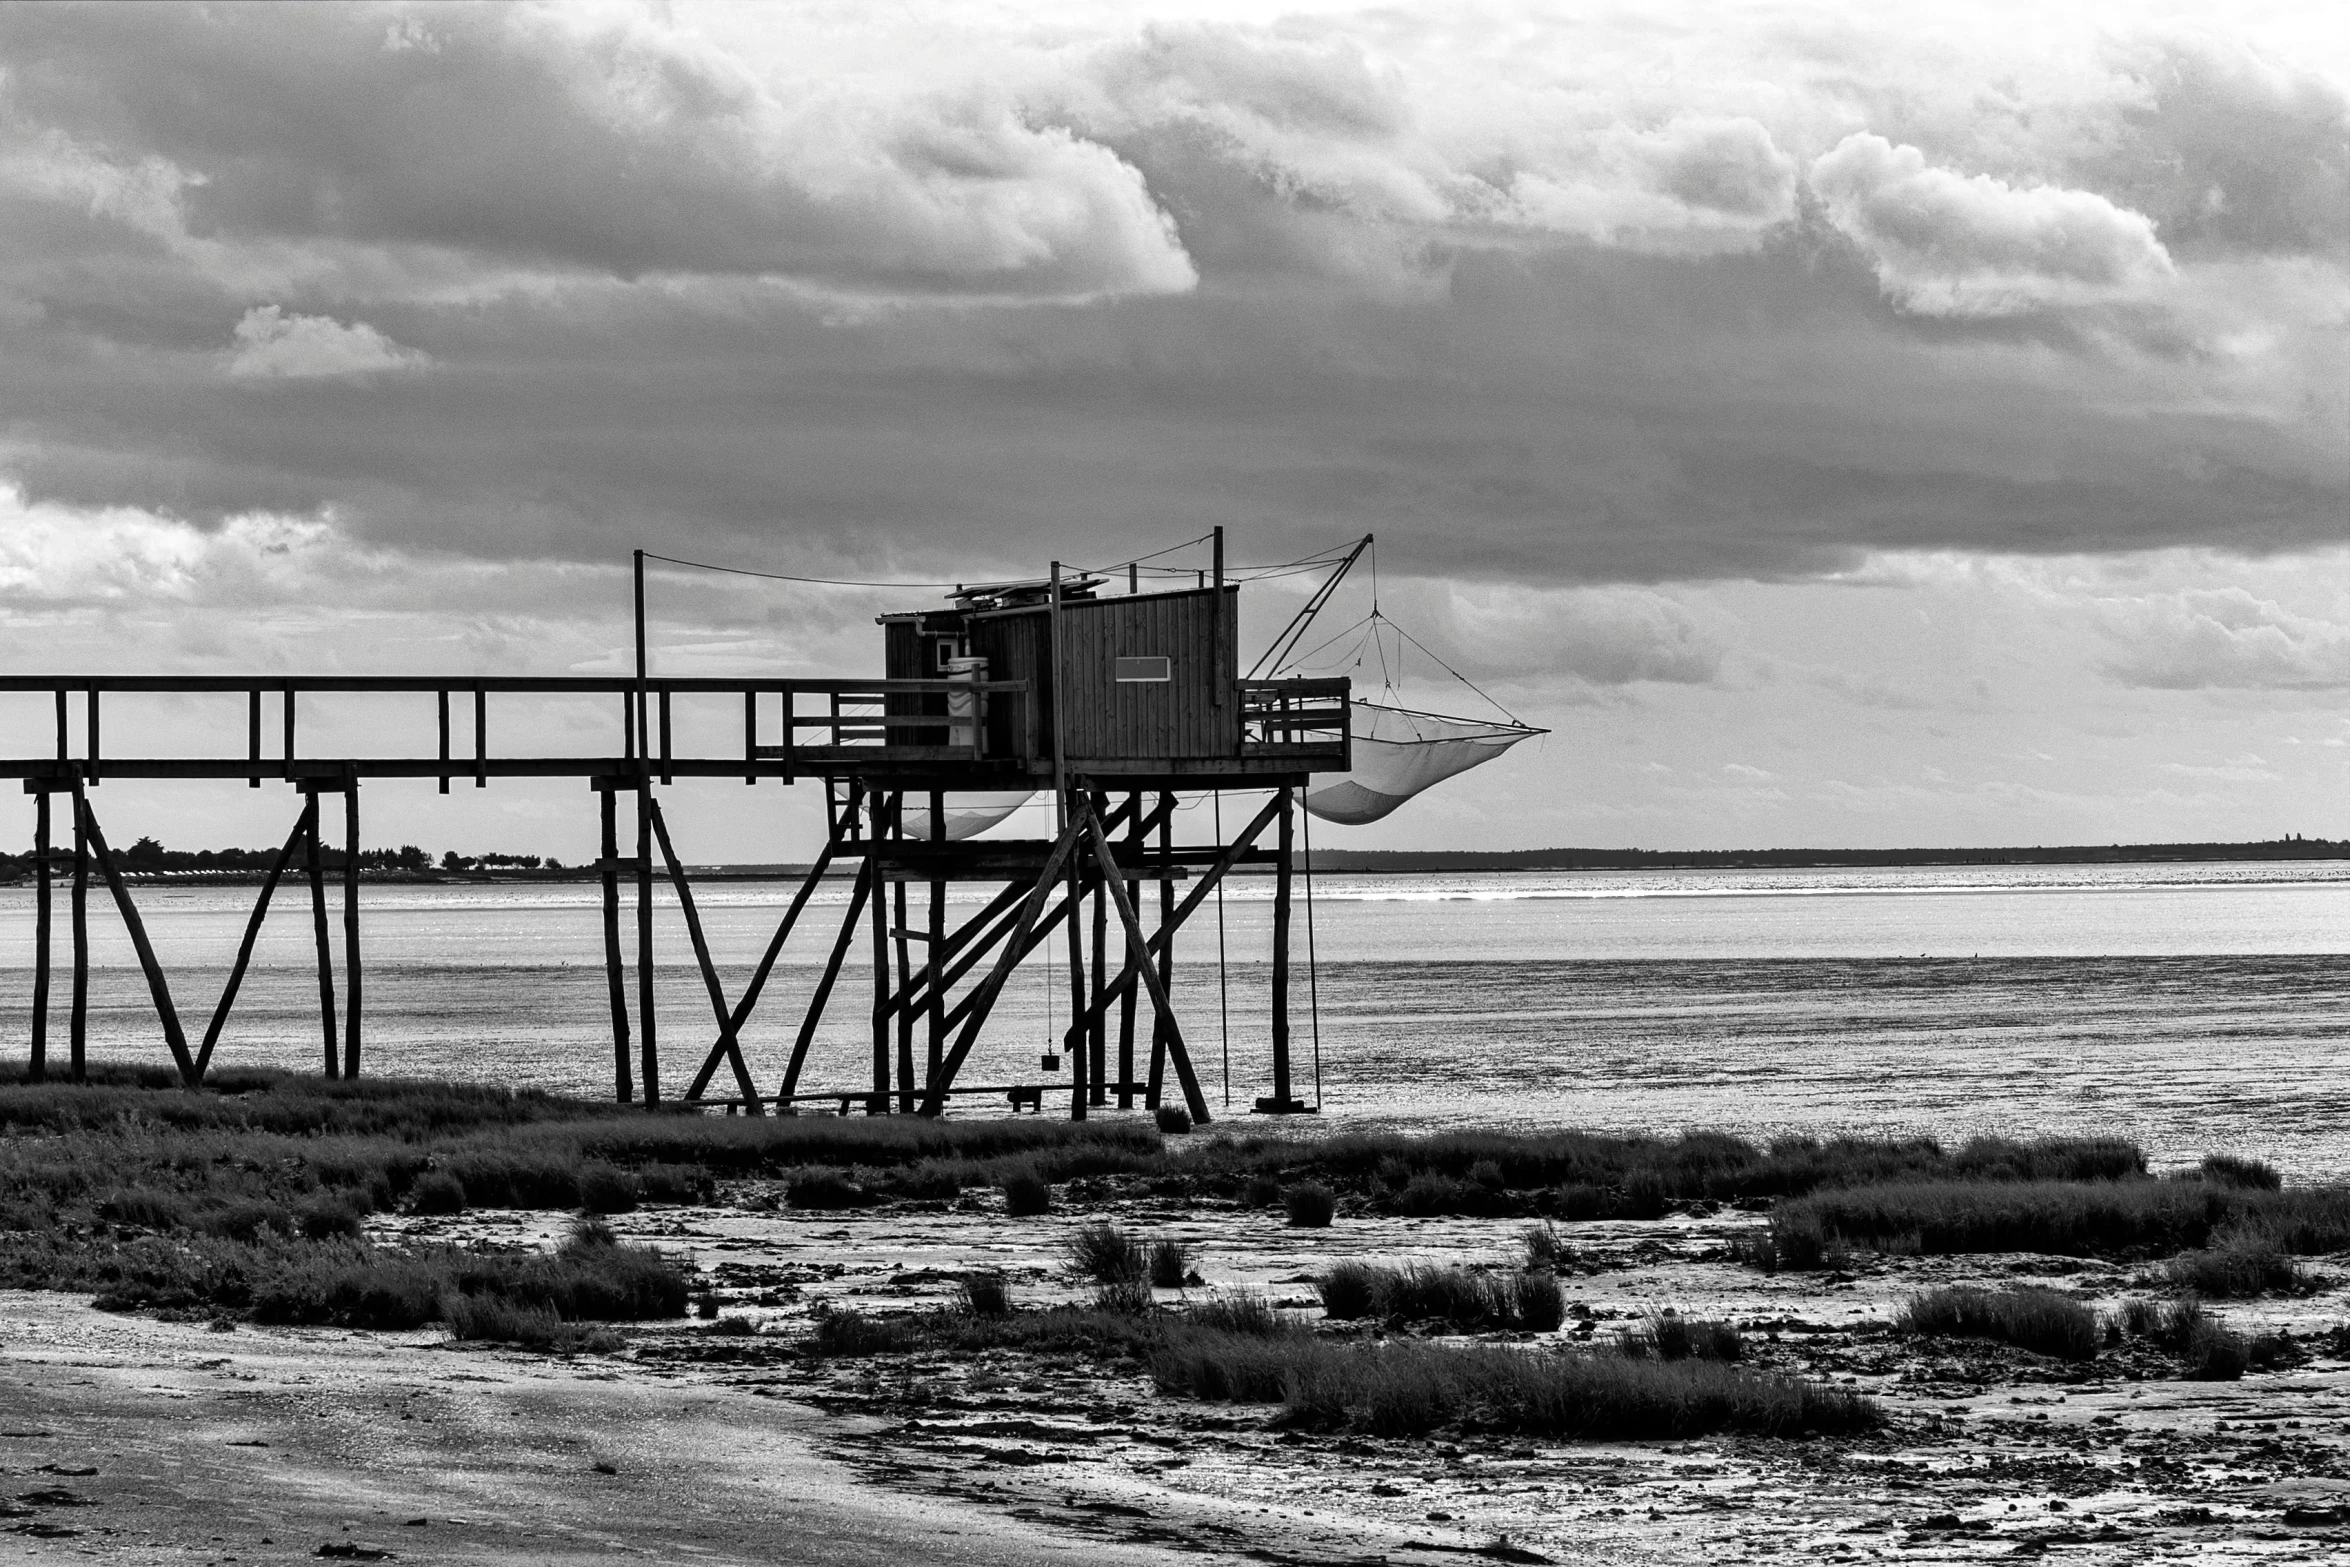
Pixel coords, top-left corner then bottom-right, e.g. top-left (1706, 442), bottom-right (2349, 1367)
top-left (1, 860), bottom-right (2341, 1175)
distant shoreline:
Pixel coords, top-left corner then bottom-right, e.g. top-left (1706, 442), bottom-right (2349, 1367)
top-left (8, 838), bottom-right (2337, 886)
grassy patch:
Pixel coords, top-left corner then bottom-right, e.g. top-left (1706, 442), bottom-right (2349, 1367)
top-left (1065, 1223), bottom-right (1147, 1282)
top-left (1317, 1263), bottom-right (1564, 1332)
top-left (2167, 1228), bottom-right (2308, 1298)
top-left (1159, 1332), bottom-right (1878, 1440)
top-left (1284, 1182), bottom-right (1337, 1228)
top-left (1898, 1286), bottom-right (2100, 1361)
top-left (1765, 1176), bottom-right (2350, 1265)
top-left (1620, 1313), bottom-right (1744, 1362)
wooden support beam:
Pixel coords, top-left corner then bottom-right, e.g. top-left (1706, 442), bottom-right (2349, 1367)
top-left (926, 788), bottom-right (945, 1091)
top-left (880, 877), bottom-right (1032, 1018)
top-left (1148, 790), bottom-right (1174, 1109)
top-left (1267, 784), bottom-right (1299, 1111)
top-left (1075, 790), bottom-right (1283, 1036)
top-left (598, 784), bottom-right (633, 1102)
top-left (303, 791), bottom-right (339, 1078)
top-left (1116, 790), bottom-right (1139, 1109)
top-left (635, 769), bottom-right (657, 1105)
top-left (1065, 797), bottom-right (1088, 1122)
top-left (1082, 806), bottom-right (1211, 1125)
top-left (682, 781), bottom-right (861, 1104)
top-left (196, 810), bottom-right (307, 1078)
top-left (893, 868), bottom-right (915, 1111)
top-left (868, 792), bottom-right (892, 1112)
top-left (69, 778), bottom-right (86, 1082)
top-left (778, 856), bottom-right (875, 1103)
top-left (342, 777), bottom-right (362, 1079)
top-left (648, 797), bottom-right (762, 1114)
top-left (918, 812), bottom-right (1085, 1116)
top-left (30, 789), bottom-right (49, 1081)
top-left (79, 801), bottom-right (197, 1084)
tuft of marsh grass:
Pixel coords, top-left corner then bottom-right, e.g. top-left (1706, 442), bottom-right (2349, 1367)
top-left (1186, 1291), bottom-right (1293, 1337)
top-left (959, 1271), bottom-right (1011, 1317)
top-left (1002, 1167), bottom-right (1052, 1217)
top-left (1064, 1223), bottom-right (1146, 1283)
top-left (1147, 1239), bottom-right (1192, 1289)
top-left (1092, 1278), bottom-right (1154, 1315)
top-left (785, 1169), bottom-right (876, 1211)
top-left (1284, 1182), bottom-right (1337, 1228)
top-left (1898, 1286), bottom-right (2100, 1361)
top-left (1522, 1221), bottom-right (1570, 1271)
top-left (1766, 1176), bottom-right (2350, 1265)
top-left (576, 1162), bottom-right (639, 1215)
top-left (1155, 1333), bottom-right (1879, 1440)
top-left (2115, 1296), bottom-right (2252, 1380)
top-left (1154, 1107), bottom-right (1193, 1134)
top-left (2200, 1154), bottom-right (2281, 1191)
top-left (2167, 1227), bottom-right (2307, 1298)
top-left (1620, 1313), bottom-right (1743, 1362)
top-left (1316, 1262), bottom-right (1563, 1332)
top-left (407, 1172), bottom-right (467, 1216)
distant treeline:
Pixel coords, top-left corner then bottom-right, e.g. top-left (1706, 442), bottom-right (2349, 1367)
top-left (1304, 838), bottom-right (2345, 873)
top-left (0, 837), bottom-right (563, 877)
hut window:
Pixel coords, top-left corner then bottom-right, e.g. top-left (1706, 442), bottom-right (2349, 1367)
top-left (1115, 656), bottom-right (1171, 683)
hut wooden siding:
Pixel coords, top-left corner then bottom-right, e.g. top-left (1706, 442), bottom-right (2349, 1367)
top-left (882, 619), bottom-right (950, 745)
top-left (1056, 586), bottom-right (1235, 763)
top-left (964, 607), bottom-right (1049, 762)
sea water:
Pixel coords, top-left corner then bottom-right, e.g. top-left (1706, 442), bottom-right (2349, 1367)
top-left (0, 861), bottom-right (2341, 1176)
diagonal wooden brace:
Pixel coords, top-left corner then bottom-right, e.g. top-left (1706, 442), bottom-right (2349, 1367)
top-left (648, 797), bottom-right (763, 1113)
top-left (195, 810), bottom-right (309, 1078)
top-left (79, 802), bottom-right (198, 1084)
top-left (1081, 809), bottom-right (1211, 1125)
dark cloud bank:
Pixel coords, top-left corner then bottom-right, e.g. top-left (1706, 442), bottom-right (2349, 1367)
top-left (0, 2), bottom-right (2341, 592)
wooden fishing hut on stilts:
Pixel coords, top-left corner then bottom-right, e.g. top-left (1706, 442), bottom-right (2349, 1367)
top-left (1, 529), bottom-right (1351, 1123)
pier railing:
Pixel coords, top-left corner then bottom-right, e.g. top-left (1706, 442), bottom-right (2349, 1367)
top-left (0, 675), bottom-right (1035, 786)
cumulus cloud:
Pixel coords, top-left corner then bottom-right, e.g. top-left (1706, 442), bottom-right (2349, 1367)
top-left (1810, 133), bottom-right (2176, 316)
top-left (0, 3), bottom-right (1196, 302)
top-left (228, 306), bottom-right (425, 379)
top-left (2095, 586), bottom-right (2349, 691)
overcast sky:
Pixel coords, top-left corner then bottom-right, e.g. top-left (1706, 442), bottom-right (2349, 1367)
top-left (0, 0), bottom-right (2342, 858)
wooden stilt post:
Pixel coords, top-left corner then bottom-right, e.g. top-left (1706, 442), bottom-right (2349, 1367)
top-left (685, 781), bottom-right (860, 1103)
top-left (779, 857), bottom-right (874, 1103)
top-left (69, 775), bottom-right (87, 1083)
top-left (636, 777), bottom-right (657, 1105)
top-left (1264, 783), bottom-right (1300, 1113)
top-left (599, 782), bottom-right (633, 1102)
top-left (1084, 814), bottom-right (1212, 1126)
top-left (80, 803), bottom-right (197, 1084)
top-left (303, 789), bottom-right (339, 1078)
top-left (1066, 789), bottom-right (1089, 1121)
top-left (1147, 790), bottom-right (1176, 1108)
top-left (1088, 799), bottom-right (1108, 1106)
top-left (868, 791), bottom-right (893, 1112)
top-left (1116, 789), bottom-right (1140, 1108)
top-left (197, 811), bottom-right (307, 1079)
top-left (30, 787), bottom-right (50, 1082)
top-left (647, 799), bottom-right (762, 1112)
top-left (342, 775), bottom-right (362, 1080)
top-left (893, 852), bottom-right (915, 1111)
top-left (920, 814), bottom-right (1084, 1116)
top-left (926, 788), bottom-right (945, 1092)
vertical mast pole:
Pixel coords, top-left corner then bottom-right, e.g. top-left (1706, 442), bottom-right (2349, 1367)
top-left (634, 549), bottom-right (657, 1104)
top-left (927, 789), bottom-right (945, 1091)
top-left (30, 789), bottom-right (50, 1082)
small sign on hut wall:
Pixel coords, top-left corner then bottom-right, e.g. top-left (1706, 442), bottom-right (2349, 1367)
top-left (1115, 656), bottom-right (1172, 683)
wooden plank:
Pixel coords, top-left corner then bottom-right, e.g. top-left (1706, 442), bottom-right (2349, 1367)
top-left (79, 801), bottom-right (198, 1084)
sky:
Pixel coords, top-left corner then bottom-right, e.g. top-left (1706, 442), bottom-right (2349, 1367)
top-left (0, 0), bottom-right (2343, 860)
